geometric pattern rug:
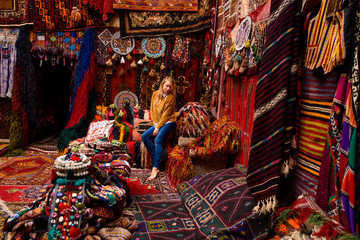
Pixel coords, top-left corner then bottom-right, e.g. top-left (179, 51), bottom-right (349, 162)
top-left (126, 192), bottom-right (196, 239)
top-left (0, 155), bottom-right (53, 185)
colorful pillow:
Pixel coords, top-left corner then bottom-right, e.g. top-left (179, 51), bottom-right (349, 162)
top-left (132, 119), bottom-right (152, 141)
top-left (177, 166), bottom-right (269, 239)
top-left (85, 120), bottom-right (114, 143)
top-left (270, 194), bottom-right (354, 239)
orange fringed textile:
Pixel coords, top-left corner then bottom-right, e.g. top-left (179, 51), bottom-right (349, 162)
top-left (190, 115), bottom-right (242, 161)
top-left (166, 146), bottom-right (193, 188)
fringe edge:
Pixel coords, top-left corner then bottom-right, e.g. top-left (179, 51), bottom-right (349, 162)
top-left (253, 195), bottom-right (278, 214)
top-left (280, 156), bottom-right (297, 176)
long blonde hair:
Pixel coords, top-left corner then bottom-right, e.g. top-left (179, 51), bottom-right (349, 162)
top-left (154, 76), bottom-right (177, 106)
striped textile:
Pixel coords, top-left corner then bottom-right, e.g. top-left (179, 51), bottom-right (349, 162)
top-left (293, 68), bottom-right (338, 201)
top-left (340, 89), bottom-right (357, 234)
top-left (246, 0), bottom-right (301, 213)
top-left (304, 0), bottom-right (345, 74)
top-left (316, 75), bottom-right (351, 230)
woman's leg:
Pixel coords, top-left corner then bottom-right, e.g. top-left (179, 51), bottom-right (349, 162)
top-left (148, 122), bottom-right (176, 180)
top-left (141, 126), bottom-right (155, 160)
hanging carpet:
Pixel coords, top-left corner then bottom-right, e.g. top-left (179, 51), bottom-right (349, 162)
top-left (119, 0), bottom-right (211, 37)
top-left (292, 69), bottom-right (338, 200)
top-left (246, 0), bottom-right (301, 213)
top-left (113, 0), bottom-right (198, 12)
top-left (0, 0), bottom-right (33, 26)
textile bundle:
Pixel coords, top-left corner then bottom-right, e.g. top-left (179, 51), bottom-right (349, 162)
top-left (189, 115), bottom-right (242, 160)
top-left (176, 102), bottom-right (211, 138)
top-left (246, 0), bottom-right (301, 213)
top-left (57, 28), bottom-right (96, 151)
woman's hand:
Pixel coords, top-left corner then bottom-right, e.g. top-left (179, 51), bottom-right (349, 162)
top-left (152, 128), bottom-right (159, 136)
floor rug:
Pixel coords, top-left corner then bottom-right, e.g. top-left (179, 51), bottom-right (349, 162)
top-left (0, 184), bottom-right (51, 213)
top-left (130, 169), bottom-right (177, 193)
top-left (0, 156), bottom-right (54, 185)
top-left (126, 177), bottom-right (160, 195)
top-left (0, 144), bottom-right (8, 157)
top-left (126, 193), bottom-right (196, 239)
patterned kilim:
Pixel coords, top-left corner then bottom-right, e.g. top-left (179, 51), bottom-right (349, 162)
top-left (130, 168), bottom-right (177, 193)
top-left (113, 0), bottom-right (198, 12)
top-left (0, 184), bottom-right (50, 212)
top-left (292, 69), bottom-right (338, 200)
top-left (0, 0), bottom-right (33, 26)
top-left (126, 193), bottom-right (196, 239)
top-left (120, 0), bottom-right (211, 37)
top-left (178, 166), bottom-right (269, 239)
top-left (32, 0), bottom-right (102, 31)
top-left (0, 156), bottom-right (53, 185)
top-left (228, 75), bottom-right (257, 167)
top-left (246, 0), bottom-right (301, 213)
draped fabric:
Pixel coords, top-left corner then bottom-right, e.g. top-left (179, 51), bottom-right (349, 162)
top-left (293, 69), bottom-right (338, 199)
top-left (246, 0), bottom-right (301, 213)
top-left (340, 88), bottom-right (357, 234)
top-left (57, 28), bottom-right (96, 151)
top-left (315, 74), bottom-right (350, 230)
top-left (304, 0), bottom-right (345, 74)
top-left (316, 9), bottom-right (360, 235)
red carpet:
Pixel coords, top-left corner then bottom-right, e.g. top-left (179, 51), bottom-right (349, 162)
top-left (0, 156), bottom-right (53, 185)
top-left (126, 177), bottom-right (160, 195)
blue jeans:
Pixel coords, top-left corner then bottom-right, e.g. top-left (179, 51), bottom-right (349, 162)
top-left (141, 122), bottom-right (176, 169)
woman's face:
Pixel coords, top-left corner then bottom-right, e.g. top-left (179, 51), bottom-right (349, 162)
top-left (162, 80), bottom-right (172, 95)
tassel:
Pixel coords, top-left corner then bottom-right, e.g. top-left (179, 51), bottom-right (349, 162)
top-left (149, 58), bottom-right (155, 66)
top-left (130, 61), bottom-right (137, 68)
top-left (120, 56), bottom-right (125, 64)
top-left (126, 54), bottom-right (132, 61)
top-left (56, 178), bottom-right (68, 185)
top-left (137, 59), bottom-right (143, 65)
top-left (51, 168), bottom-right (57, 180)
top-left (48, 227), bottom-right (61, 240)
top-left (69, 226), bottom-right (82, 238)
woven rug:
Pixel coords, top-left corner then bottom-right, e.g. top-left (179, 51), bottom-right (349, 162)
top-left (0, 155), bottom-right (53, 185)
top-left (120, 0), bottom-right (211, 37)
top-left (126, 193), bottom-right (196, 239)
top-left (0, 184), bottom-right (51, 213)
top-left (114, 0), bottom-right (198, 12)
top-left (129, 168), bottom-right (177, 193)
top-left (0, 0), bottom-right (33, 26)
top-left (246, 0), bottom-right (301, 213)
top-left (292, 69), bottom-right (338, 200)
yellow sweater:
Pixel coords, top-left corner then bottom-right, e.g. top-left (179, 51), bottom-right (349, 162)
top-left (150, 90), bottom-right (177, 130)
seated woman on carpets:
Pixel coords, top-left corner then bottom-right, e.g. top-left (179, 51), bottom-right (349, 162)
top-left (141, 76), bottom-right (177, 181)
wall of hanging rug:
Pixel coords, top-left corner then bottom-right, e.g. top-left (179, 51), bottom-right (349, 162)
top-left (94, 28), bottom-right (206, 110)
top-left (118, 0), bottom-right (212, 38)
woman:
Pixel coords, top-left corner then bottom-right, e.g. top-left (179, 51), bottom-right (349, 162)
top-left (141, 76), bottom-right (177, 181)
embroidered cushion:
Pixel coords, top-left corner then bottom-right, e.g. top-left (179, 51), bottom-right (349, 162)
top-left (85, 120), bottom-right (114, 143)
top-left (132, 119), bottom-right (152, 141)
top-left (271, 194), bottom-right (353, 239)
top-left (177, 166), bottom-right (269, 239)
